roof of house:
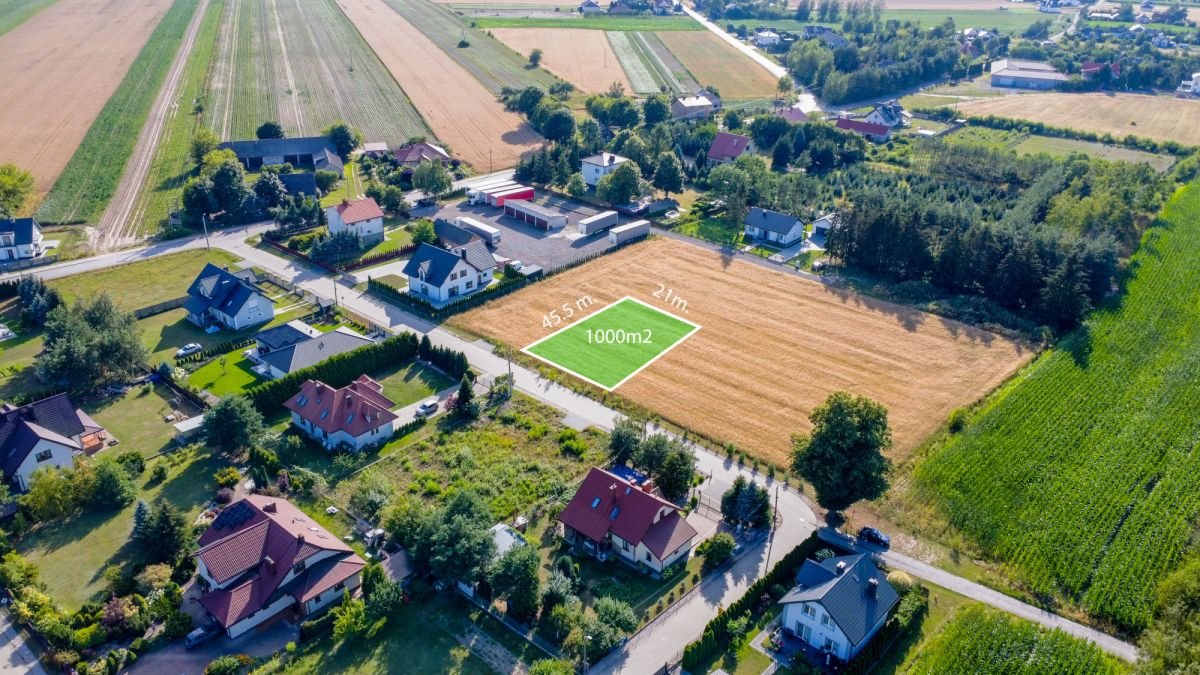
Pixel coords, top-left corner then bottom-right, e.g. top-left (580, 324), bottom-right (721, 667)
top-left (403, 241), bottom-right (495, 287)
top-left (779, 554), bottom-right (900, 648)
top-left (745, 207), bottom-right (801, 235)
top-left (392, 142), bottom-right (450, 164)
top-left (0, 394), bottom-right (89, 477)
top-left (277, 172), bottom-right (318, 197)
top-left (869, 100), bottom-right (904, 127)
top-left (184, 263), bottom-right (264, 319)
top-left (582, 152), bottom-right (630, 168)
top-left (707, 131), bottom-right (752, 161)
top-left (258, 327), bottom-right (374, 376)
top-left (362, 142), bottom-right (389, 154)
top-left (219, 136), bottom-right (338, 162)
top-left (835, 118), bottom-right (891, 137)
top-left (989, 59), bottom-right (1068, 81)
top-left (331, 198), bottom-right (384, 224)
top-left (558, 467), bottom-right (699, 559)
top-left (434, 219), bottom-right (483, 249)
top-left (776, 107), bottom-right (809, 123)
top-left (195, 496), bottom-right (364, 628)
top-left (675, 96), bottom-right (715, 109)
top-left (0, 218), bottom-right (41, 246)
top-left (254, 320), bottom-right (322, 352)
top-left (283, 375), bottom-right (397, 439)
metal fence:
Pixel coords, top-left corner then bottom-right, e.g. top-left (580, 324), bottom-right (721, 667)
top-left (0, 255), bottom-right (58, 274)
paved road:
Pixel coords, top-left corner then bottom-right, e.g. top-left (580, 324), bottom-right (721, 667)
top-left (0, 611), bottom-right (45, 675)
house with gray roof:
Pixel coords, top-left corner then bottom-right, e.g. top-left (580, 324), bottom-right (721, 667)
top-left (779, 554), bottom-right (900, 662)
top-left (258, 327), bottom-right (375, 380)
top-left (434, 219), bottom-right (483, 249)
top-left (744, 207), bottom-right (804, 246)
top-left (277, 172), bottom-right (319, 198)
top-left (219, 136), bottom-right (344, 175)
top-left (402, 242), bottom-right (496, 305)
top-left (185, 263), bottom-right (274, 330)
top-left (0, 394), bottom-right (109, 491)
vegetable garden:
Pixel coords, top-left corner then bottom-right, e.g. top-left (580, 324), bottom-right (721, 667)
top-left (912, 182), bottom-right (1200, 632)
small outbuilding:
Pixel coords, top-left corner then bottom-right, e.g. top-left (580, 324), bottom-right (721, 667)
top-left (503, 199), bottom-right (568, 230)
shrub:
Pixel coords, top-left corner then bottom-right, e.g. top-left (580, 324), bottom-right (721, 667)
top-left (163, 609), bottom-right (192, 638)
top-left (114, 452), bottom-right (146, 476)
top-left (947, 407), bottom-right (968, 433)
top-left (697, 533), bottom-right (736, 571)
top-left (150, 463), bottom-right (169, 483)
top-left (216, 487), bottom-right (234, 504)
top-left (205, 654), bottom-right (247, 675)
top-left (213, 467), bottom-right (241, 489)
top-left (73, 622), bottom-right (108, 650)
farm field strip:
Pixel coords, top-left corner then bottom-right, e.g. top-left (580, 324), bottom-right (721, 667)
top-left (636, 31), bottom-right (697, 92)
top-left (955, 93), bottom-right (1200, 146)
top-left (337, 0), bottom-right (543, 169)
top-left (490, 27), bottom-right (633, 93)
top-left (207, 0), bottom-right (428, 142)
top-left (0, 0), bottom-right (173, 201)
top-left (1014, 135), bottom-right (1175, 172)
top-left (911, 183), bottom-right (1200, 632)
top-left (0, 0), bottom-right (55, 37)
top-left (656, 30), bottom-right (779, 100)
top-left (472, 15), bottom-right (704, 30)
top-left (608, 31), bottom-right (661, 94)
top-left (456, 238), bottom-right (1030, 465)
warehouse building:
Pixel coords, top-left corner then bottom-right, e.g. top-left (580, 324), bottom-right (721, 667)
top-left (503, 200), bottom-right (568, 230)
top-left (989, 59), bottom-right (1068, 89)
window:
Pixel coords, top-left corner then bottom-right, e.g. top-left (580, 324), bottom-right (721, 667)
top-left (799, 624), bottom-right (812, 643)
top-left (803, 604), bottom-right (816, 618)
top-left (334, 581), bottom-right (345, 592)
top-left (821, 614), bottom-right (833, 628)
top-left (466, 280), bottom-right (474, 290)
top-left (645, 551), bottom-right (651, 562)
top-left (609, 507), bottom-right (620, 520)
top-left (622, 539), bottom-right (629, 551)
top-left (590, 497), bottom-right (601, 508)
top-left (823, 637), bottom-right (834, 651)
top-left (34, 449), bottom-right (53, 462)
top-left (293, 560), bottom-right (306, 574)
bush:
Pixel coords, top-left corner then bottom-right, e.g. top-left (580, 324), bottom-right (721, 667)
top-left (205, 654), bottom-right (248, 675)
top-left (73, 622), bottom-right (108, 650)
top-left (115, 452), bottom-right (146, 476)
top-left (213, 467), bottom-right (241, 488)
top-left (163, 609), bottom-right (192, 638)
top-left (697, 533), bottom-right (736, 571)
top-left (216, 487), bottom-right (234, 504)
top-left (947, 407), bottom-right (968, 433)
top-left (300, 609), bottom-right (337, 641)
top-left (150, 463), bottom-right (169, 482)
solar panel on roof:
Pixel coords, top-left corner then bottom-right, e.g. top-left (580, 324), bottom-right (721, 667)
top-left (213, 501), bottom-right (253, 529)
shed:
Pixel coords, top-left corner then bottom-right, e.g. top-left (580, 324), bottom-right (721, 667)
top-left (504, 200), bottom-right (567, 230)
top-left (173, 415), bottom-right (205, 444)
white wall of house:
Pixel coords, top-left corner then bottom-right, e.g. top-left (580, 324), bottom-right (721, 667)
top-left (407, 260), bottom-right (492, 303)
top-left (744, 224), bottom-right (803, 246)
top-left (226, 595), bottom-right (296, 639)
top-left (582, 160), bottom-right (625, 187)
top-left (13, 439), bottom-right (77, 491)
top-left (782, 601), bottom-right (855, 661)
top-left (208, 292), bottom-right (272, 330)
top-left (304, 572), bottom-right (362, 615)
top-left (0, 227), bottom-right (43, 261)
top-left (327, 209), bottom-right (385, 246)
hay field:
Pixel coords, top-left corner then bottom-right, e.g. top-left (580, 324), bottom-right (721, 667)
top-left (956, 93), bottom-right (1200, 146)
top-left (657, 30), bottom-right (779, 100)
top-left (491, 27), bottom-right (633, 93)
top-left (0, 0), bottom-right (172, 192)
top-left (455, 239), bottom-right (1032, 465)
top-left (337, 0), bottom-right (543, 169)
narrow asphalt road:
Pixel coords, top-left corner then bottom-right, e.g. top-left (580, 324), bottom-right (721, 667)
top-left (0, 611), bottom-right (46, 675)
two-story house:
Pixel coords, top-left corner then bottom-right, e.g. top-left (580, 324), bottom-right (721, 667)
top-left (194, 496), bottom-right (366, 639)
top-left (402, 241), bottom-right (496, 304)
top-left (0, 218), bottom-right (48, 261)
top-left (0, 394), bottom-right (109, 491)
top-left (184, 264), bottom-right (274, 330)
top-left (326, 198), bottom-right (385, 247)
top-left (581, 153), bottom-right (630, 188)
top-left (283, 376), bottom-right (398, 452)
top-left (779, 554), bottom-right (900, 662)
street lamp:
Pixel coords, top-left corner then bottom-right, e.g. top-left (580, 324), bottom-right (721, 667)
top-left (581, 634), bottom-right (592, 674)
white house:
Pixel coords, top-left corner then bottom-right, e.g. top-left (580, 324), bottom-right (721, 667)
top-left (671, 89), bottom-right (722, 120)
top-left (283, 376), bottom-right (398, 452)
top-left (326, 198), bottom-right (385, 246)
top-left (755, 30), bottom-right (781, 48)
top-left (0, 394), bottom-right (109, 491)
top-left (581, 152), bottom-right (630, 187)
top-left (744, 207), bottom-right (804, 246)
top-left (864, 100), bottom-right (905, 128)
top-left (580, 0), bottom-right (604, 13)
top-left (402, 241), bottom-right (496, 304)
top-left (195, 496), bottom-right (365, 638)
top-left (0, 218), bottom-right (50, 261)
top-left (779, 555), bottom-right (900, 662)
top-left (184, 264), bottom-right (273, 330)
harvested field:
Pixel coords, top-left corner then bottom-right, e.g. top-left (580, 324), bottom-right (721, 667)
top-left (207, 0), bottom-right (427, 142)
top-left (455, 238), bottom-right (1031, 465)
top-left (657, 30), bottom-right (779, 100)
top-left (955, 93), bottom-right (1200, 146)
top-left (338, 0), bottom-right (543, 169)
top-left (0, 0), bottom-right (56, 37)
top-left (608, 31), bottom-right (694, 94)
top-left (0, 0), bottom-right (173, 193)
top-left (491, 28), bottom-right (632, 93)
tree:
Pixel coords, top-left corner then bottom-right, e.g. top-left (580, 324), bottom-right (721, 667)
top-left (593, 596), bottom-right (637, 633)
top-left (566, 172), bottom-right (586, 197)
top-left (89, 457), bottom-right (136, 509)
top-left (697, 532), bottom-right (735, 570)
top-left (633, 433), bottom-right (671, 474)
top-left (132, 500), bottom-right (151, 542)
top-left (656, 446), bottom-right (696, 502)
top-left (1137, 556), bottom-right (1200, 673)
top-left (0, 163), bottom-right (35, 218)
top-left (332, 591), bottom-right (368, 640)
top-left (1039, 251), bottom-right (1092, 332)
top-left (540, 108), bottom-right (576, 143)
top-left (410, 219), bottom-right (436, 245)
top-left (20, 468), bottom-right (75, 521)
top-left (203, 396), bottom-right (264, 452)
top-left (596, 162), bottom-right (641, 206)
top-left (323, 121), bottom-right (363, 157)
top-left (136, 499), bottom-right (189, 564)
top-left (412, 160), bottom-right (452, 198)
top-left (642, 95), bottom-right (670, 127)
top-left (772, 139), bottom-right (792, 171)
top-left (777, 75), bottom-right (794, 98)
top-left (609, 417), bottom-right (642, 464)
top-left (529, 48), bottom-right (544, 67)
top-left (791, 391), bottom-right (892, 513)
top-left (530, 660), bottom-right (575, 675)
top-left (427, 491), bottom-right (495, 583)
top-left (36, 294), bottom-right (148, 393)
top-left (455, 374), bottom-right (476, 418)
top-left (720, 476), bottom-right (771, 528)
top-left (315, 169), bottom-right (341, 192)
top-left (652, 153), bottom-right (684, 198)
top-left (254, 172), bottom-right (287, 209)
top-left (190, 128), bottom-right (219, 166)
top-left (490, 545), bottom-right (542, 622)
top-left (723, 109), bottom-right (743, 131)
top-left (256, 121), bottom-right (285, 139)
top-left (707, 163), bottom-right (752, 226)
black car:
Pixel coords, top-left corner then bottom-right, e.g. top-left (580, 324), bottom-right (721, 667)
top-left (858, 526), bottom-right (891, 548)
top-left (185, 624), bottom-right (221, 650)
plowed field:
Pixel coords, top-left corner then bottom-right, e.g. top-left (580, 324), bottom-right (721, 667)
top-left (955, 93), bottom-right (1200, 146)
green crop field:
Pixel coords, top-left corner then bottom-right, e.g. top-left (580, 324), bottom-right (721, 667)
top-left (207, 0), bottom-right (428, 142)
top-left (909, 182), bottom-right (1200, 632)
top-left (523, 297), bottom-right (699, 390)
top-left (0, 0), bottom-right (55, 37)
top-left (607, 31), bottom-right (690, 94)
top-left (945, 127), bottom-right (1175, 172)
top-left (727, 7), bottom-right (1055, 33)
top-left (33, 0), bottom-right (199, 225)
top-left (908, 606), bottom-right (1128, 674)
top-left (472, 14), bottom-right (702, 30)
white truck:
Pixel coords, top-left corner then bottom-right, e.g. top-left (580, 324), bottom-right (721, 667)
top-left (466, 180), bottom-right (517, 205)
top-left (608, 219), bottom-right (650, 245)
top-left (455, 216), bottom-right (502, 246)
top-left (577, 210), bottom-right (619, 236)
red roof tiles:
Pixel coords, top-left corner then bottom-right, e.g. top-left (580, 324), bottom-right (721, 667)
top-left (334, 198), bottom-right (384, 224)
top-left (835, 118), bottom-right (890, 137)
top-left (283, 376), bottom-right (397, 439)
top-left (707, 131), bottom-right (752, 161)
top-left (558, 468), bottom-right (698, 558)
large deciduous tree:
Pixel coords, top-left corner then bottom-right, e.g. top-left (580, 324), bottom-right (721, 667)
top-left (652, 153), bottom-right (684, 198)
top-left (596, 162), bottom-right (641, 206)
top-left (490, 545), bottom-right (542, 622)
top-left (0, 163), bottom-right (35, 218)
top-left (255, 121), bottom-right (285, 140)
top-left (323, 121), bottom-right (364, 158)
top-left (412, 160), bottom-right (452, 198)
top-left (36, 294), bottom-right (148, 393)
top-left (203, 395), bottom-right (264, 452)
top-left (791, 391), bottom-right (892, 513)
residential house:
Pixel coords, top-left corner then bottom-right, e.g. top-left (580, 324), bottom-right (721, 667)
top-left (814, 31), bottom-right (850, 48)
top-left (580, 0), bottom-right (604, 13)
top-left (0, 394), bottom-right (109, 491)
top-left (864, 100), bottom-right (905, 128)
top-left (652, 0), bottom-right (675, 15)
top-left (989, 59), bottom-right (1068, 89)
top-left (391, 142), bottom-right (452, 167)
top-left (194, 496), bottom-right (366, 639)
top-left (283, 376), bottom-right (398, 452)
top-left (0, 218), bottom-right (49, 261)
top-left (433, 219), bottom-right (483, 250)
top-left (361, 142), bottom-right (389, 159)
top-left (835, 118), bottom-right (892, 143)
top-left (403, 241), bottom-right (496, 304)
top-left (744, 207), bottom-right (804, 246)
top-left (608, 0), bottom-right (637, 14)
top-left (671, 89), bottom-right (722, 120)
top-left (581, 152), bottom-right (631, 187)
top-left (1177, 71), bottom-right (1200, 95)
top-left (779, 555), bottom-right (900, 662)
top-left (558, 467), bottom-right (699, 574)
top-left (218, 137), bottom-right (343, 174)
top-left (326, 198), bottom-right (385, 246)
top-left (707, 131), bottom-right (752, 164)
top-left (253, 320), bottom-right (322, 357)
top-left (276, 172), bottom-right (319, 198)
top-left (755, 30), bottom-right (781, 48)
top-left (184, 263), bottom-right (274, 330)
top-left (258, 327), bottom-right (375, 380)
top-left (776, 106), bottom-right (809, 124)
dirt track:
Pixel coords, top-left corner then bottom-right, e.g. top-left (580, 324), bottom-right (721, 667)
top-left (956, 93), bottom-right (1200, 146)
top-left (491, 28), bottom-right (633, 93)
top-left (337, 0), bottom-right (543, 170)
top-left (0, 0), bottom-right (173, 193)
top-left (456, 238), bottom-right (1032, 465)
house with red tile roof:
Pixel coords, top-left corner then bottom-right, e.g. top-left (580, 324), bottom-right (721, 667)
top-left (834, 118), bottom-right (891, 143)
top-left (707, 131), bottom-right (752, 164)
top-left (194, 496), bottom-right (365, 638)
top-left (283, 376), bottom-right (398, 452)
top-left (326, 197), bottom-right (385, 246)
top-left (558, 467), bottom-right (699, 575)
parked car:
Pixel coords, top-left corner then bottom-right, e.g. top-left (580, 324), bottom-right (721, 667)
top-left (176, 343), bottom-right (202, 357)
top-left (415, 399), bottom-right (439, 417)
top-left (184, 625), bottom-right (221, 650)
top-left (858, 526), bottom-right (891, 548)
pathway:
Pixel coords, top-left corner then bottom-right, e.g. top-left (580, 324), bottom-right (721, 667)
top-left (456, 625), bottom-right (529, 675)
top-left (0, 611), bottom-right (46, 675)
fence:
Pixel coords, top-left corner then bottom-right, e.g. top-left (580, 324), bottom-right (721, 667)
top-left (132, 296), bottom-right (188, 319)
top-left (339, 243), bottom-right (418, 271)
top-left (0, 254), bottom-right (58, 274)
top-left (260, 237), bottom-right (340, 274)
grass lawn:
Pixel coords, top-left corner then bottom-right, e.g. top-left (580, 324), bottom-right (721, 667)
top-left (48, 249), bottom-right (240, 312)
top-left (16, 445), bottom-right (221, 610)
top-left (871, 585), bottom-right (974, 673)
top-left (374, 360), bottom-right (455, 405)
top-left (320, 162), bottom-right (365, 208)
top-left (359, 225), bottom-right (414, 259)
top-left (374, 274), bottom-right (408, 290)
top-left (674, 214), bottom-right (743, 245)
top-left (85, 384), bottom-right (201, 458)
top-left (1014, 135), bottom-right (1176, 172)
top-left (523, 297), bottom-right (699, 390)
top-left (944, 125), bottom-right (1024, 152)
top-left (188, 351), bottom-right (263, 396)
top-left (687, 608), bottom-right (780, 675)
top-left (791, 249), bottom-right (826, 272)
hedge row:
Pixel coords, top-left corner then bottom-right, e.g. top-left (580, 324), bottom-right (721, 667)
top-left (367, 274), bottom-right (531, 321)
top-left (299, 609), bottom-right (337, 642)
top-left (339, 242), bottom-right (418, 271)
top-left (919, 109), bottom-right (1197, 156)
top-left (175, 336), bottom-right (256, 365)
top-left (681, 533), bottom-right (822, 671)
top-left (263, 223), bottom-right (322, 242)
top-left (841, 586), bottom-right (929, 675)
top-left (0, 279), bottom-right (18, 300)
top-left (419, 336), bottom-right (471, 379)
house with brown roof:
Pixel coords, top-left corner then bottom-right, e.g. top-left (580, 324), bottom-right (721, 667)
top-left (194, 496), bottom-right (366, 638)
top-left (391, 142), bottom-right (452, 167)
top-left (558, 467), bottom-right (699, 575)
top-left (326, 198), bottom-right (385, 246)
top-left (834, 118), bottom-right (891, 143)
top-left (707, 131), bottom-right (752, 164)
top-left (283, 376), bottom-right (398, 452)
top-left (0, 394), bottom-right (109, 491)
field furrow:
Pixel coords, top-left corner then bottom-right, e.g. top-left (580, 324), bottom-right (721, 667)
top-left (657, 30), bottom-right (778, 100)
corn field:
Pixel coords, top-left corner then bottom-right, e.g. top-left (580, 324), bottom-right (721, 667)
top-left (914, 183), bottom-right (1200, 632)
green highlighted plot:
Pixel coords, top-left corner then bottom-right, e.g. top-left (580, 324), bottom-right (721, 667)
top-left (523, 297), bottom-right (699, 390)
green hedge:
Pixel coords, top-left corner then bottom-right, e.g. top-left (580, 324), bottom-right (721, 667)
top-left (299, 609), bottom-right (337, 642)
top-left (175, 336), bottom-right (256, 365)
top-left (926, 111), bottom-right (1197, 156)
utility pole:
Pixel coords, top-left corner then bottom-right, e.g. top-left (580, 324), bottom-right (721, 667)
top-left (201, 212), bottom-right (212, 249)
top-left (765, 484), bottom-right (780, 567)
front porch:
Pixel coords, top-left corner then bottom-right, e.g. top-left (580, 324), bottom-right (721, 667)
top-left (751, 621), bottom-right (848, 673)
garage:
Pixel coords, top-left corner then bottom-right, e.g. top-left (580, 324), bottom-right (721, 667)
top-left (503, 199), bottom-right (568, 230)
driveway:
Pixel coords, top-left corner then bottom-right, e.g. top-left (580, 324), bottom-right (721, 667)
top-left (0, 611), bottom-right (45, 675)
top-left (127, 620), bottom-right (297, 675)
top-left (435, 199), bottom-right (614, 271)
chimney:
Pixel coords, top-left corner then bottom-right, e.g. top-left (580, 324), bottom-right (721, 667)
top-left (867, 578), bottom-right (879, 597)
top-left (298, 533), bottom-right (305, 545)
top-left (263, 502), bottom-right (277, 513)
top-left (264, 555), bottom-right (275, 572)
top-left (835, 561), bottom-right (847, 575)
top-left (642, 480), bottom-right (655, 494)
